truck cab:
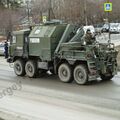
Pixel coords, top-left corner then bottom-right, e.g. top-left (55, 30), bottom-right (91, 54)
top-left (9, 29), bottom-right (30, 61)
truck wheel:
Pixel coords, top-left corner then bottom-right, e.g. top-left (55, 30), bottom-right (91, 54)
top-left (58, 63), bottom-right (73, 83)
top-left (14, 59), bottom-right (25, 76)
top-left (100, 74), bottom-right (113, 81)
top-left (74, 65), bottom-right (88, 85)
top-left (25, 60), bottom-right (37, 78)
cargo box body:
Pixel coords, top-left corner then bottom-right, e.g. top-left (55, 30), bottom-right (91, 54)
top-left (29, 24), bottom-right (66, 61)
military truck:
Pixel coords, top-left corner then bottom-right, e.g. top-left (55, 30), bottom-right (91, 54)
top-left (7, 22), bottom-right (118, 85)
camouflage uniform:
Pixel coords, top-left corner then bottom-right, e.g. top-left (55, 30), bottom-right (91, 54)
top-left (84, 31), bottom-right (95, 45)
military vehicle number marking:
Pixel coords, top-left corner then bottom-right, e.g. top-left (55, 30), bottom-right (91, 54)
top-left (30, 38), bottom-right (40, 43)
top-left (16, 47), bottom-right (22, 50)
top-left (12, 36), bottom-right (16, 43)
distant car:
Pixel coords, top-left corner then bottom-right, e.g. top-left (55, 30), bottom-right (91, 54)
top-left (101, 23), bottom-right (109, 32)
top-left (0, 42), bottom-right (4, 56)
top-left (109, 23), bottom-right (119, 34)
top-left (94, 24), bottom-right (103, 34)
top-left (102, 23), bottom-right (120, 33)
top-left (117, 23), bottom-right (120, 33)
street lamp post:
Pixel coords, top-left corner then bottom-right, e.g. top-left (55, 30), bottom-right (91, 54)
top-left (107, 0), bottom-right (111, 43)
top-left (6, 0), bottom-right (12, 35)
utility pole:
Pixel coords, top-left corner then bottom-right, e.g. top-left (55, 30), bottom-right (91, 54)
top-left (84, 0), bottom-right (88, 25)
top-left (107, 0), bottom-right (111, 43)
top-left (48, 0), bottom-right (52, 21)
top-left (26, 0), bottom-right (30, 25)
top-left (6, 0), bottom-right (12, 36)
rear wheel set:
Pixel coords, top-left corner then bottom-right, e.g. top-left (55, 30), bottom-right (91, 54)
top-left (58, 63), bottom-right (88, 85)
top-left (73, 65), bottom-right (88, 85)
top-left (58, 63), bottom-right (73, 83)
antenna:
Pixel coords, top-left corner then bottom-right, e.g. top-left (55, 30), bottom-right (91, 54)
top-left (48, 0), bottom-right (55, 21)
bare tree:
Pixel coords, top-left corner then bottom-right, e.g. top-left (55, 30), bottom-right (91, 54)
top-left (1, 0), bottom-right (120, 36)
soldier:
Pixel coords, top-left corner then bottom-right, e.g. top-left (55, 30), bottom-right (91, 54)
top-left (84, 29), bottom-right (96, 45)
top-left (4, 41), bottom-right (8, 59)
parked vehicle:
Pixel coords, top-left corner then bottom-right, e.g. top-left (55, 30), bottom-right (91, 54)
top-left (117, 23), bottom-right (120, 33)
top-left (94, 24), bottom-right (103, 34)
top-left (0, 41), bottom-right (10, 56)
top-left (101, 23), bottom-right (109, 32)
top-left (7, 22), bottom-right (118, 85)
top-left (102, 23), bottom-right (120, 33)
top-left (109, 23), bottom-right (119, 33)
top-left (0, 42), bottom-right (4, 55)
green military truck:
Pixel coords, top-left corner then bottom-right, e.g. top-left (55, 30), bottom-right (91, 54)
top-left (7, 22), bottom-right (118, 85)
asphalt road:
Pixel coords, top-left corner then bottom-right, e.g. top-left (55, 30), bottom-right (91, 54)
top-left (0, 57), bottom-right (120, 120)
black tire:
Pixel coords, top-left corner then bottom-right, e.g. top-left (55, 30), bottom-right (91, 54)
top-left (100, 74), bottom-right (113, 81)
top-left (74, 65), bottom-right (88, 85)
top-left (14, 59), bottom-right (25, 76)
top-left (25, 60), bottom-right (38, 78)
top-left (58, 63), bottom-right (73, 83)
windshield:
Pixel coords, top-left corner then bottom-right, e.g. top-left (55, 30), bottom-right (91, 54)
top-left (110, 24), bottom-right (119, 28)
top-left (69, 27), bottom-right (85, 43)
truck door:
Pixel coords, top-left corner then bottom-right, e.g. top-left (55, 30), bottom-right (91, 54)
top-left (23, 32), bottom-right (30, 57)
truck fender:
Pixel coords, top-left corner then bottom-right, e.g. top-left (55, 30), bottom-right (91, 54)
top-left (67, 59), bottom-right (76, 65)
